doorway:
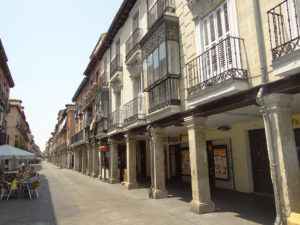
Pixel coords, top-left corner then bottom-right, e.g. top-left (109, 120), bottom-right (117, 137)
top-left (137, 141), bottom-right (148, 184)
top-left (118, 144), bottom-right (126, 182)
top-left (249, 129), bottom-right (273, 195)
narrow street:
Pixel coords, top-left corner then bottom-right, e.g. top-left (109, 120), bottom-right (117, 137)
top-left (0, 162), bottom-right (273, 225)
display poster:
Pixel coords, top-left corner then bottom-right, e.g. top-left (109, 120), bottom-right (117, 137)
top-left (213, 146), bottom-right (229, 180)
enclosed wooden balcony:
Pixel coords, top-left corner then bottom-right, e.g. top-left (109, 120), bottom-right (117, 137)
top-left (148, 0), bottom-right (176, 29)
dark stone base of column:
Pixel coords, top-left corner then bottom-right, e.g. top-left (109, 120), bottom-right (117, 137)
top-left (190, 200), bottom-right (215, 214)
top-left (151, 189), bottom-right (168, 199)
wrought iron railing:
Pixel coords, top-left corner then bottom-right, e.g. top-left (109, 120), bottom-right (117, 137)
top-left (108, 109), bottom-right (123, 129)
top-left (126, 28), bottom-right (142, 60)
top-left (148, 78), bottom-right (180, 113)
top-left (268, 0), bottom-right (300, 60)
top-left (123, 95), bottom-right (145, 124)
top-left (110, 54), bottom-right (123, 79)
top-left (148, 0), bottom-right (176, 29)
top-left (186, 36), bottom-right (248, 96)
top-left (71, 129), bottom-right (84, 144)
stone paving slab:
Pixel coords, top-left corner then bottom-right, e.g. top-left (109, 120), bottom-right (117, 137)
top-left (0, 162), bottom-right (273, 225)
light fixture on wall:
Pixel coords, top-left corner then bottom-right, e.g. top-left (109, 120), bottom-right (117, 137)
top-left (217, 125), bottom-right (231, 131)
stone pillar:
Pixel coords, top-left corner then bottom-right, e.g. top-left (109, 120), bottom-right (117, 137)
top-left (74, 151), bottom-right (78, 171)
top-left (184, 116), bottom-right (215, 214)
top-left (92, 146), bottom-right (99, 178)
top-left (109, 139), bottom-right (119, 183)
top-left (87, 146), bottom-right (93, 176)
top-left (125, 133), bottom-right (137, 189)
top-left (259, 94), bottom-right (300, 224)
top-left (98, 151), bottom-right (102, 179)
top-left (149, 127), bottom-right (168, 199)
top-left (82, 148), bottom-right (87, 174)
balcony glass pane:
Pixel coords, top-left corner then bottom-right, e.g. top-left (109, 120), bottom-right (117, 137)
top-left (167, 41), bottom-right (180, 75)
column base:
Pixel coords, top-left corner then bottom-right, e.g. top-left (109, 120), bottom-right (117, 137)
top-left (151, 188), bottom-right (168, 199)
top-left (288, 213), bottom-right (300, 225)
top-left (190, 200), bottom-right (215, 214)
top-left (124, 182), bottom-right (138, 190)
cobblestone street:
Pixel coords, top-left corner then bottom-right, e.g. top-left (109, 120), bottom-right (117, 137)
top-left (0, 162), bottom-right (274, 225)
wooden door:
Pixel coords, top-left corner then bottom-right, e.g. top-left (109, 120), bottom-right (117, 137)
top-left (249, 129), bottom-right (273, 194)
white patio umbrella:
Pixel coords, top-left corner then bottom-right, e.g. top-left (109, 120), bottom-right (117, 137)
top-left (0, 145), bottom-right (36, 160)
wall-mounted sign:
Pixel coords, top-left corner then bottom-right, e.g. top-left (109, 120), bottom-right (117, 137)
top-left (99, 145), bottom-right (109, 152)
top-left (213, 145), bottom-right (229, 180)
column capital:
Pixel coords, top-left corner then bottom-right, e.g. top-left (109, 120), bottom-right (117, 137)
top-left (149, 127), bottom-right (164, 140)
top-left (184, 116), bottom-right (206, 129)
top-left (108, 138), bottom-right (118, 146)
top-left (258, 94), bottom-right (294, 114)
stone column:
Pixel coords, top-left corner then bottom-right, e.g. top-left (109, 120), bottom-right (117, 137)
top-left (87, 146), bottom-right (93, 176)
top-left (73, 150), bottom-right (78, 171)
top-left (98, 151), bottom-right (102, 179)
top-left (109, 139), bottom-right (119, 183)
top-left (149, 127), bottom-right (168, 199)
top-left (92, 146), bottom-right (99, 178)
top-left (259, 94), bottom-right (300, 224)
top-left (184, 116), bottom-right (215, 214)
top-left (125, 133), bottom-right (137, 189)
top-left (81, 148), bottom-right (87, 174)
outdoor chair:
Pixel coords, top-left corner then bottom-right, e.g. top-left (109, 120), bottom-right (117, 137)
top-left (6, 179), bottom-right (18, 200)
top-left (30, 180), bottom-right (40, 199)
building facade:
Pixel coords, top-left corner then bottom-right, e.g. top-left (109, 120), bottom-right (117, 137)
top-left (48, 0), bottom-right (300, 224)
top-left (0, 38), bottom-right (15, 144)
top-left (6, 99), bottom-right (32, 150)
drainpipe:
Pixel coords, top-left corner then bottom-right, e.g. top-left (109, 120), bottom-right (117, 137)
top-left (256, 87), bottom-right (283, 225)
top-left (253, 0), bottom-right (268, 83)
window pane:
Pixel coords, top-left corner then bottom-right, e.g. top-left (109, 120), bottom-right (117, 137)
top-left (143, 59), bottom-right (148, 89)
top-left (217, 9), bottom-right (223, 37)
top-left (159, 42), bottom-right (167, 78)
top-left (153, 49), bottom-right (159, 82)
top-left (147, 54), bottom-right (153, 86)
top-left (224, 3), bottom-right (229, 32)
top-left (168, 41), bottom-right (180, 75)
top-left (204, 20), bottom-right (209, 46)
top-left (209, 15), bottom-right (215, 42)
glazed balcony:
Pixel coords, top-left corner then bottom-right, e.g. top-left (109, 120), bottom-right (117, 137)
top-left (126, 28), bottom-right (142, 63)
top-left (268, 0), bottom-right (300, 60)
top-left (186, 36), bottom-right (248, 103)
top-left (110, 54), bottom-right (123, 79)
top-left (108, 109), bottom-right (124, 130)
top-left (148, 0), bottom-right (176, 29)
top-left (123, 95), bottom-right (145, 125)
top-left (70, 129), bottom-right (85, 145)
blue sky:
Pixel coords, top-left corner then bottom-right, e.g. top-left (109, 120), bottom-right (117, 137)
top-left (0, 0), bottom-right (122, 150)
